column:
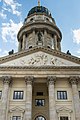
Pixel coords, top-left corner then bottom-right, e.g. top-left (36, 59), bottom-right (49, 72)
top-left (1, 76), bottom-right (12, 120)
top-left (69, 76), bottom-right (80, 120)
top-left (32, 30), bottom-right (36, 46)
top-left (25, 76), bottom-right (34, 120)
top-left (22, 34), bottom-right (26, 50)
top-left (47, 76), bottom-right (57, 120)
top-left (57, 41), bottom-right (61, 51)
top-left (54, 35), bottom-right (58, 50)
top-left (44, 30), bottom-right (47, 47)
top-left (18, 41), bottom-right (21, 52)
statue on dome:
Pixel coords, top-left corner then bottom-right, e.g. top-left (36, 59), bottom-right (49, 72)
top-left (38, 31), bottom-right (42, 42)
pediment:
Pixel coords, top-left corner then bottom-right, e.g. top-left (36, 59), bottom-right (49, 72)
top-left (0, 49), bottom-right (80, 67)
top-left (57, 106), bottom-right (72, 113)
top-left (9, 106), bottom-right (24, 113)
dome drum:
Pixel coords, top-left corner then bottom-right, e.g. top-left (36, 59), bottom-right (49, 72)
top-left (17, 5), bottom-right (62, 52)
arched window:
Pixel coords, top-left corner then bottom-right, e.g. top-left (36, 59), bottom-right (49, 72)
top-left (35, 116), bottom-right (46, 120)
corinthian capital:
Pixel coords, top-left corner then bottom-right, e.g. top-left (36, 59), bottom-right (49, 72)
top-left (25, 76), bottom-right (34, 85)
top-left (69, 76), bottom-right (79, 85)
top-left (2, 76), bottom-right (12, 85)
top-left (47, 76), bottom-right (56, 85)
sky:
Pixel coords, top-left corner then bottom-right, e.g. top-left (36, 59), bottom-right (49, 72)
top-left (0, 0), bottom-right (80, 58)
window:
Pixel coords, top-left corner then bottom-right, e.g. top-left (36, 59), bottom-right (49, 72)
top-left (30, 18), bottom-right (34, 21)
top-left (37, 92), bottom-right (43, 96)
top-left (35, 116), bottom-right (45, 120)
top-left (60, 116), bottom-right (68, 120)
top-left (12, 116), bottom-right (21, 120)
top-left (29, 46), bottom-right (32, 49)
top-left (0, 91), bottom-right (2, 99)
top-left (57, 91), bottom-right (67, 100)
top-left (79, 91), bottom-right (80, 98)
top-left (13, 91), bottom-right (23, 99)
top-left (35, 99), bottom-right (45, 106)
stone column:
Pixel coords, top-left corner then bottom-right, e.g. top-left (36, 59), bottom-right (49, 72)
top-left (22, 34), bottom-right (26, 50)
top-left (69, 76), bottom-right (80, 120)
top-left (1, 76), bottom-right (12, 120)
top-left (25, 76), bottom-right (34, 120)
top-left (47, 76), bottom-right (57, 120)
top-left (32, 30), bottom-right (36, 46)
top-left (44, 30), bottom-right (47, 47)
top-left (57, 41), bottom-right (61, 51)
top-left (18, 41), bottom-right (21, 52)
top-left (54, 35), bottom-right (58, 50)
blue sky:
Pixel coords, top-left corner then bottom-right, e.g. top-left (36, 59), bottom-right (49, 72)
top-left (0, 0), bottom-right (80, 58)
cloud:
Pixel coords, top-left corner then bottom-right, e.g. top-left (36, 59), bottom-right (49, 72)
top-left (1, 19), bottom-right (23, 46)
top-left (77, 49), bottom-right (80, 54)
top-left (0, 49), bottom-right (2, 52)
top-left (0, 10), bottom-right (7, 19)
top-left (72, 29), bottom-right (80, 44)
top-left (2, 0), bottom-right (22, 16)
top-left (0, 50), bottom-right (9, 57)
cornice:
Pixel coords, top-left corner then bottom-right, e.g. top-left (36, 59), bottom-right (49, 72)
top-left (17, 21), bottom-right (62, 40)
top-left (0, 66), bottom-right (80, 71)
top-left (0, 47), bottom-right (80, 64)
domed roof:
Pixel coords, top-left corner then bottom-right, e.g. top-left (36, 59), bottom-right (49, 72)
top-left (27, 6), bottom-right (52, 17)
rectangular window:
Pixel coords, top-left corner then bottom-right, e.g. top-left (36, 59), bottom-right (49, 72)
top-left (60, 116), bottom-right (68, 120)
top-left (0, 91), bottom-right (2, 99)
top-left (13, 91), bottom-right (23, 99)
top-left (57, 91), bottom-right (67, 100)
top-left (12, 116), bottom-right (21, 120)
top-left (79, 91), bottom-right (80, 98)
top-left (37, 92), bottom-right (43, 96)
top-left (35, 99), bottom-right (45, 106)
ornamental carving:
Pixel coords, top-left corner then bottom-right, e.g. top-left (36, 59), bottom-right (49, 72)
top-left (25, 76), bottom-right (34, 85)
top-left (47, 76), bottom-right (56, 85)
top-left (2, 76), bottom-right (12, 84)
top-left (1, 51), bottom-right (79, 66)
top-left (69, 76), bottom-right (79, 84)
top-left (28, 54), bottom-right (48, 65)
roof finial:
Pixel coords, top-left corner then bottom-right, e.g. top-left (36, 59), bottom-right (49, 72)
top-left (38, 0), bottom-right (40, 6)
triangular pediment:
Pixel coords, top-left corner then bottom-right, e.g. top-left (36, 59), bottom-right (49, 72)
top-left (57, 106), bottom-right (72, 113)
top-left (0, 47), bottom-right (80, 67)
top-left (9, 106), bottom-right (24, 112)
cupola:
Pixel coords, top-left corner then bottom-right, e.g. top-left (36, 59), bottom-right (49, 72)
top-left (17, 3), bottom-right (62, 52)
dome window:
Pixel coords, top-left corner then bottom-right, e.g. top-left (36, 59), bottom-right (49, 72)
top-left (30, 18), bottom-right (34, 21)
top-left (29, 46), bottom-right (32, 49)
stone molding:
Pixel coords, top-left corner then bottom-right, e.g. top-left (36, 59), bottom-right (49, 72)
top-left (25, 76), bottom-right (34, 85)
top-left (2, 76), bottom-right (12, 85)
top-left (69, 76), bottom-right (79, 85)
top-left (47, 76), bottom-right (56, 85)
top-left (0, 66), bottom-right (80, 70)
top-left (0, 47), bottom-right (80, 64)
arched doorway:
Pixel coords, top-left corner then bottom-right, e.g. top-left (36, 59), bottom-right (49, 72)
top-left (35, 116), bottom-right (46, 120)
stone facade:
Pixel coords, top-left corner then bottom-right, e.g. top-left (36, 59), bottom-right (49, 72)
top-left (0, 3), bottom-right (80, 120)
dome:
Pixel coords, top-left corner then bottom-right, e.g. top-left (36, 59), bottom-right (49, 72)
top-left (27, 6), bottom-right (51, 17)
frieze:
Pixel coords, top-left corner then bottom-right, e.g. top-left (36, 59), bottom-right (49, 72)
top-left (0, 52), bottom-right (79, 66)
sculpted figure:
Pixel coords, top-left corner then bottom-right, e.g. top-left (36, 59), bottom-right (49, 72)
top-left (38, 31), bottom-right (42, 41)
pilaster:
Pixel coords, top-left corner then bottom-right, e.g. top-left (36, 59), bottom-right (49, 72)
top-left (69, 76), bottom-right (80, 120)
